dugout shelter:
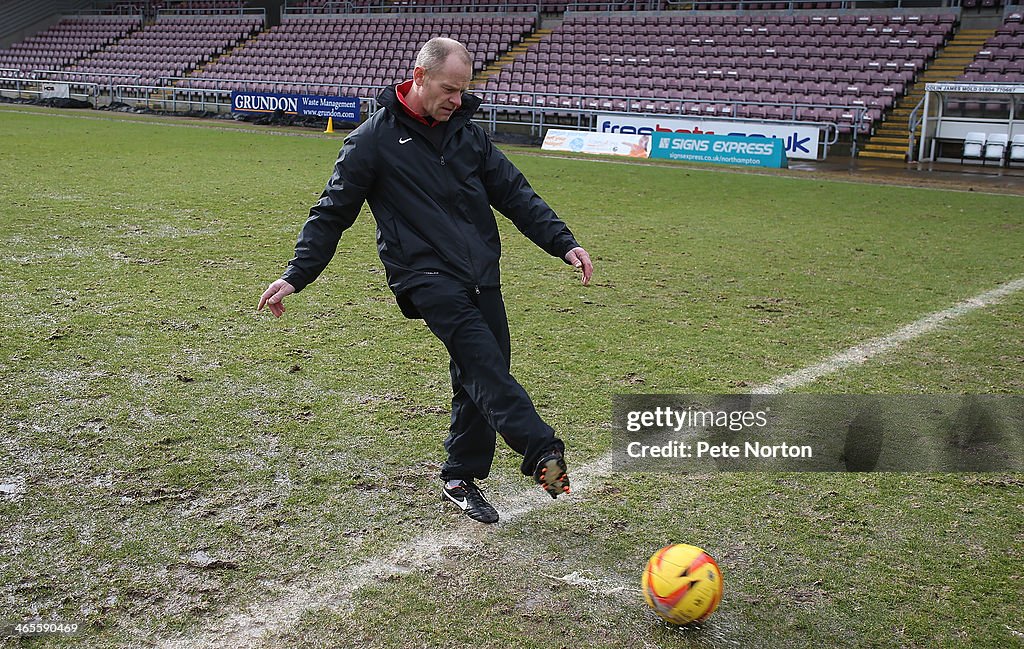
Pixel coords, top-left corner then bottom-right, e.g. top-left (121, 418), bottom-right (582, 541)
top-left (916, 82), bottom-right (1024, 164)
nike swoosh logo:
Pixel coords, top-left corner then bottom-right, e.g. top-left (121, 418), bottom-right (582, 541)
top-left (399, 137), bottom-right (412, 144)
top-left (443, 490), bottom-right (468, 510)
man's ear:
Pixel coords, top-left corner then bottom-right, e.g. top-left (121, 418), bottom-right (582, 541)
top-left (413, 66), bottom-right (426, 87)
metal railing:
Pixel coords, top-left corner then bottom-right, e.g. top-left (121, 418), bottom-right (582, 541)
top-left (73, 7), bottom-right (144, 17)
top-left (567, 0), bottom-right (960, 10)
top-left (28, 69), bottom-right (144, 92)
top-left (0, 78), bottom-right (102, 101)
top-left (907, 94), bottom-right (926, 161)
top-left (156, 7), bottom-right (268, 17)
top-left (3, 71), bottom-right (849, 159)
top-left (282, 0), bottom-right (967, 10)
top-left (283, 0), bottom-right (541, 15)
top-left (123, 81), bottom-right (843, 153)
top-left (106, 77), bottom-right (846, 155)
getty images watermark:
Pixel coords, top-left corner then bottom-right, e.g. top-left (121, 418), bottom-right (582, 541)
top-left (612, 394), bottom-right (1024, 472)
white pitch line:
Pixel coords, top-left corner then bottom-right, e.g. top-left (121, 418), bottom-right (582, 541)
top-left (753, 275), bottom-right (1024, 395)
top-left (156, 274), bottom-right (1024, 649)
top-left (157, 458), bottom-right (613, 649)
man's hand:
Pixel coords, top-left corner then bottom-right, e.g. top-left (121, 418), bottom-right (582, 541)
top-left (257, 279), bottom-right (296, 318)
top-left (564, 247), bottom-right (593, 286)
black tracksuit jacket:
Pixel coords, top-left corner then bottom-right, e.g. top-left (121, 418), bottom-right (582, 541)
top-left (282, 84), bottom-right (581, 317)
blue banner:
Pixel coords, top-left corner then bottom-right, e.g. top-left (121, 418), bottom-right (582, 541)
top-left (650, 132), bottom-right (788, 168)
top-left (231, 91), bottom-right (360, 121)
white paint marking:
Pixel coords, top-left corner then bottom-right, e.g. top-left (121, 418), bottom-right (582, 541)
top-left (158, 275), bottom-right (1024, 648)
top-left (754, 276), bottom-right (1024, 395)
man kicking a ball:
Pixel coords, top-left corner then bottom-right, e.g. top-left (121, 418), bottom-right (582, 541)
top-left (258, 37), bottom-right (593, 524)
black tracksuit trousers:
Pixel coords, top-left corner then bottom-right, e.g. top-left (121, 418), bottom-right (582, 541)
top-left (406, 278), bottom-right (564, 482)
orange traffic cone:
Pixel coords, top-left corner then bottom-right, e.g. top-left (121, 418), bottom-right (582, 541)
top-left (324, 117), bottom-right (334, 134)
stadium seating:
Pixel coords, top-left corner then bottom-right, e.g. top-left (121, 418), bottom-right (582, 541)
top-left (0, 16), bottom-right (139, 75)
top-left (171, 1), bottom-right (251, 9)
top-left (65, 14), bottom-right (263, 86)
top-left (477, 13), bottom-right (955, 133)
top-left (962, 0), bottom-right (1010, 11)
top-left (91, 0), bottom-right (248, 14)
top-left (0, 5), bottom-right (970, 139)
top-left (959, 11), bottom-right (1023, 82)
top-left (185, 15), bottom-right (533, 96)
top-left (287, 0), bottom-right (541, 13)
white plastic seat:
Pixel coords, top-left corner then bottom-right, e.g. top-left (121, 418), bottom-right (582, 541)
top-left (984, 133), bottom-right (1009, 165)
top-left (961, 131), bottom-right (985, 163)
top-left (1006, 134), bottom-right (1024, 165)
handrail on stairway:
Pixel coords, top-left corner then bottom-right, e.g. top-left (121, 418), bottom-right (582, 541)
top-left (907, 95), bottom-right (927, 163)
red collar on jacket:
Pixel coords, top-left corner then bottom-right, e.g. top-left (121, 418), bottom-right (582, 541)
top-left (396, 80), bottom-right (440, 128)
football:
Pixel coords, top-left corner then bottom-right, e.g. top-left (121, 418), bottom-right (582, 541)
top-left (642, 543), bottom-right (723, 625)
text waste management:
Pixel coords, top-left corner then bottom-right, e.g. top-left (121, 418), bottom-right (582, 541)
top-left (231, 91), bottom-right (360, 121)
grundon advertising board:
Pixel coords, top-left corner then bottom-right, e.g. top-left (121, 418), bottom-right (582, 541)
top-left (231, 91), bottom-right (360, 121)
top-left (596, 113), bottom-right (822, 161)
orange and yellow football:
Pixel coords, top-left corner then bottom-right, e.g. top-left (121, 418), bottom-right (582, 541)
top-left (642, 543), bottom-right (723, 625)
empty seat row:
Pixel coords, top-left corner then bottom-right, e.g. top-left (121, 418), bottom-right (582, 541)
top-left (961, 132), bottom-right (1024, 166)
top-left (559, 23), bottom-right (951, 39)
top-left (68, 15), bottom-right (262, 85)
top-left (957, 13), bottom-right (1024, 83)
top-left (475, 12), bottom-right (954, 133)
top-left (0, 16), bottom-right (140, 72)
top-left (568, 12), bottom-right (956, 25)
top-left (2, 8), bottom-right (977, 138)
top-left (965, 60), bottom-right (1024, 74)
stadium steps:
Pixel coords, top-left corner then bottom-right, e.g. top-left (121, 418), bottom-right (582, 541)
top-left (471, 27), bottom-right (552, 88)
top-left (859, 27), bottom-right (996, 161)
top-left (179, 31), bottom-right (260, 87)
